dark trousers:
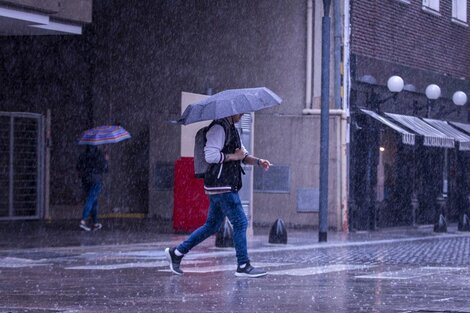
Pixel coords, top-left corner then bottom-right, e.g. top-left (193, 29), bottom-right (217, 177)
top-left (176, 192), bottom-right (249, 265)
top-left (82, 181), bottom-right (103, 224)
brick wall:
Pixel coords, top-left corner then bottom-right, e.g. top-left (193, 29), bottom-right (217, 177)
top-left (351, 0), bottom-right (470, 79)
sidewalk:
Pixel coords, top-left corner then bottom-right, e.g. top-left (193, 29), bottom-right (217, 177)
top-left (0, 218), bottom-right (459, 251)
top-left (1, 220), bottom-right (470, 313)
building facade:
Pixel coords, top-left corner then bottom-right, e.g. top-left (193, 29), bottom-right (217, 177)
top-left (348, 0), bottom-right (470, 230)
top-left (0, 1), bottom-right (348, 231)
top-left (7, 1), bottom-right (469, 234)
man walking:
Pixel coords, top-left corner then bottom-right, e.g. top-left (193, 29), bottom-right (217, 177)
top-left (76, 145), bottom-right (109, 231)
top-left (165, 113), bottom-right (271, 277)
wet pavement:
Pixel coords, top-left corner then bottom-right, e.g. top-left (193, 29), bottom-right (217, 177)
top-left (1, 221), bottom-right (470, 313)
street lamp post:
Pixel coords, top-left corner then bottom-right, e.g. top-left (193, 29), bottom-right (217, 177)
top-left (319, 0), bottom-right (331, 242)
top-left (410, 84), bottom-right (440, 228)
top-left (362, 76), bottom-right (404, 230)
top-left (451, 91), bottom-right (469, 231)
top-left (424, 84), bottom-right (449, 232)
top-left (415, 86), bottom-right (468, 231)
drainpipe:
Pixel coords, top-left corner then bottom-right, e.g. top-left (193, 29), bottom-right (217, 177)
top-left (303, 0), bottom-right (314, 113)
top-left (319, 0), bottom-right (331, 242)
top-left (343, 0), bottom-right (351, 232)
top-left (334, 0), bottom-right (341, 109)
top-left (343, 0), bottom-right (351, 116)
top-left (334, 0), bottom-right (346, 232)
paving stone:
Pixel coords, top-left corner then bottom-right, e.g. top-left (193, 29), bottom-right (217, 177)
top-left (1, 223), bottom-right (470, 312)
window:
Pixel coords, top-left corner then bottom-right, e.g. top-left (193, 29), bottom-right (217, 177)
top-left (423, 0), bottom-right (440, 11)
top-left (453, 0), bottom-right (467, 23)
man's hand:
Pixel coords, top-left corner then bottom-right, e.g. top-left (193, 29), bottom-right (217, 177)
top-left (258, 159), bottom-right (271, 171)
top-left (242, 155), bottom-right (271, 170)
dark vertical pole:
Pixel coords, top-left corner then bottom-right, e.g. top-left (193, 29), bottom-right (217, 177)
top-left (319, 0), bottom-right (331, 242)
top-left (334, 0), bottom-right (341, 110)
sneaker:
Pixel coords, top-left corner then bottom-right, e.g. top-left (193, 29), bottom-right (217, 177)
top-left (235, 262), bottom-right (267, 278)
top-left (93, 223), bottom-right (103, 231)
top-left (79, 221), bottom-right (91, 231)
top-left (165, 247), bottom-right (183, 275)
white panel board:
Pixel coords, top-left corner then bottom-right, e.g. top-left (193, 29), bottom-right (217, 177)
top-left (180, 92), bottom-right (210, 157)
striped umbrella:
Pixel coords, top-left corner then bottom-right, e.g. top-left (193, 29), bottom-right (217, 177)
top-left (78, 125), bottom-right (131, 145)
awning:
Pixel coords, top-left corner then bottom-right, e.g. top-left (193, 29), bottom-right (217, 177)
top-left (449, 121), bottom-right (470, 135)
top-left (385, 112), bottom-right (455, 148)
top-left (424, 118), bottom-right (470, 151)
top-left (360, 109), bottom-right (415, 145)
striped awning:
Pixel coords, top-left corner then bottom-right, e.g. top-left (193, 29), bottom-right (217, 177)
top-left (385, 113), bottom-right (454, 148)
top-left (360, 109), bottom-right (415, 145)
top-left (449, 121), bottom-right (470, 136)
top-left (424, 119), bottom-right (470, 151)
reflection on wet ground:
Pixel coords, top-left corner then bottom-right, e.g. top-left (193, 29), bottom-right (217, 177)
top-left (0, 223), bottom-right (470, 312)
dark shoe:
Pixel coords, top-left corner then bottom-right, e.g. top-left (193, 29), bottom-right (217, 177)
top-left (235, 262), bottom-right (267, 278)
top-left (165, 247), bottom-right (183, 275)
top-left (93, 223), bottom-right (102, 231)
top-left (79, 221), bottom-right (91, 231)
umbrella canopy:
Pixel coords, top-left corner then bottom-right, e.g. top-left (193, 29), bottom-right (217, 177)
top-left (78, 125), bottom-right (131, 145)
top-left (174, 87), bottom-right (282, 125)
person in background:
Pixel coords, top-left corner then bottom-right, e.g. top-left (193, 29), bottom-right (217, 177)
top-left (76, 145), bottom-right (109, 231)
top-left (165, 113), bottom-right (271, 277)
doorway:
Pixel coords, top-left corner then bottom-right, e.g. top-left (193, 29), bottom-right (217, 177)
top-left (0, 112), bottom-right (44, 220)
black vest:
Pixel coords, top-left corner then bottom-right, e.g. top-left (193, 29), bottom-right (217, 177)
top-left (204, 118), bottom-right (243, 193)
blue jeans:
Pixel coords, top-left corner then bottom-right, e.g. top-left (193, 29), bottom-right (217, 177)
top-left (176, 192), bottom-right (249, 265)
top-left (82, 181), bottom-right (103, 224)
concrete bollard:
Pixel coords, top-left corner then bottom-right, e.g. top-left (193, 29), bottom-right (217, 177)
top-left (434, 214), bottom-right (447, 233)
top-left (215, 218), bottom-right (234, 247)
top-left (269, 218), bottom-right (288, 244)
top-left (458, 213), bottom-right (470, 231)
top-left (433, 195), bottom-right (447, 233)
